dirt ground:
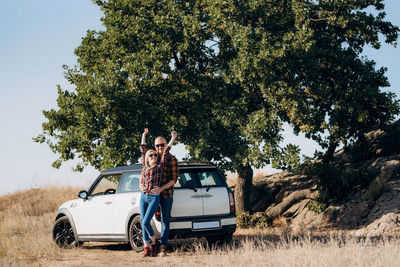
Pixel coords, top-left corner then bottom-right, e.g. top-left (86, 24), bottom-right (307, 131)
top-left (19, 229), bottom-right (279, 267)
top-left (3, 228), bottom-right (400, 267)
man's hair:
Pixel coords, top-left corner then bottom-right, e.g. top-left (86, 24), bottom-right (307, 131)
top-left (155, 136), bottom-right (167, 144)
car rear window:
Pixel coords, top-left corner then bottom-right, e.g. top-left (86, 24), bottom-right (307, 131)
top-left (175, 169), bottom-right (225, 188)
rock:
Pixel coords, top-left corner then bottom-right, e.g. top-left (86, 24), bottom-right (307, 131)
top-left (247, 120), bottom-right (400, 235)
top-left (353, 213), bottom-right (400, 237)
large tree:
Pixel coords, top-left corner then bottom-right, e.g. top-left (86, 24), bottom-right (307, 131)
top-left (35, 0), bottom-right (399, 213)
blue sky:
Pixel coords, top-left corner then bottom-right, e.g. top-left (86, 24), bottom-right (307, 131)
top-left (0, 0), bottom-right (399, 196)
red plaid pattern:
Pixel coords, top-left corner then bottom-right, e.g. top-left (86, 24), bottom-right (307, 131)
top-left (141, 144), bottom-right (170, 194)
top-left (160, 153), bottom-right (178, 199)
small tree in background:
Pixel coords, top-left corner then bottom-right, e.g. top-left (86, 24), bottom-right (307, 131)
top-left (35, 0), bottom-right (399, 213)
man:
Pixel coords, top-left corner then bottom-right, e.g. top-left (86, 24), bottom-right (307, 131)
top-left (151, 135), bottom-right (178, 256)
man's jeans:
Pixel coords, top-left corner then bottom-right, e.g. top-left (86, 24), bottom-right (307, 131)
top-left (160, 197), bottom-right (173, 246)
top-left (139, 193), bottom-right (160, 243)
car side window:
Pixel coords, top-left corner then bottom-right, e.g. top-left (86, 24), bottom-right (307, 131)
top-left (117, 172), bottom-right (141, 193)
top-left (175, 173), bottom-right (197, 188)
top-left (91, 174), bottom-right (120, 196)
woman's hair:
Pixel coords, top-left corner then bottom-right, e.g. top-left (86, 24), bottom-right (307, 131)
top-left (144, 149), bottom-right (159, 168)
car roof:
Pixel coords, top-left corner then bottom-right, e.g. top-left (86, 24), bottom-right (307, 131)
top-left (101, 161), bottom-right (216, 174)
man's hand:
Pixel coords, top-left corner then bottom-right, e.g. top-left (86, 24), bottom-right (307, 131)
top-left (150, 186), bottom-right (162, 194)
top-left (143, 128), bottom-right (149, 135)
top-left (168, 131), bottom-right (178, 147)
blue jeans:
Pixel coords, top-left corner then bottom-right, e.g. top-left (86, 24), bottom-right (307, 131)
top-left (139, 193), bottom-right (160, 243)
top-left (160, 197), bottom-right (173, 246)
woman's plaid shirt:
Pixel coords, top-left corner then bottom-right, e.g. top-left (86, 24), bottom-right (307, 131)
top-left (140, 144), bottom-right (170, 194)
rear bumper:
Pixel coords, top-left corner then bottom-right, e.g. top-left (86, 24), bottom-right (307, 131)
top-left (169, 215), bottom-right (236, 239)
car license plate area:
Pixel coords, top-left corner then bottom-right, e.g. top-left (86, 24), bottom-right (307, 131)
top-left (192, 220), bottom-right (221, 231)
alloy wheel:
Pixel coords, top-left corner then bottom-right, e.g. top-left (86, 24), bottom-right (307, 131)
top-left (53, 217), bottom-right (76, 248)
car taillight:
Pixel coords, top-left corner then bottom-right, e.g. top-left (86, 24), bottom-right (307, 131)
top-left (228, 191), bottom-right (235, 213)
top-left (155, 209), bottom-right (161, 221)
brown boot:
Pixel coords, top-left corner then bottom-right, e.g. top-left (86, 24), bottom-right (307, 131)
top-left (151, 242), bottom-right (159, 257)
top-left (142, 245), bottom-right (151, 257)
top-left (159, 245), bottom-right (167, 257)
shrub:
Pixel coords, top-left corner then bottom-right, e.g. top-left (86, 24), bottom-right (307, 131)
top-left (305, 162), bottom-right (378, 205)
top-left (307, 199), bottom-right (327, 214)
top-left (237, 212), bottom-right (253, 228)
top-left (237, 212), bottom-right (270, 228)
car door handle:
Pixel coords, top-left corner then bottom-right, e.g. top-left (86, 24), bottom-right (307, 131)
top-left (105, 201), bottom-right (112, 205)
top-left (201, 194), bottom-right (213, 198)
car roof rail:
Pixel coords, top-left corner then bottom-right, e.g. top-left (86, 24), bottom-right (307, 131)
top-left (178, 161), bottom-right (215, 166)
top-left (101, 161), bottom-right (217, 174)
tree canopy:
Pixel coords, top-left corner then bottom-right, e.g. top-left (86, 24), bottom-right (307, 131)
top-left (35, 0), bottom-right (399, 213)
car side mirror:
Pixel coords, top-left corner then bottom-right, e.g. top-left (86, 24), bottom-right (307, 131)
top-left (78, 190), bottom-right (88, 199)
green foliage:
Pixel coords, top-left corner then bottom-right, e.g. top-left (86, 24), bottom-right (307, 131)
top-left (236, 212), bottom-right (253, 228)
top-left (237, 212), bottom-right (269, 228)
top-left (305, 162), bottom-right (379, 205)
top-left (271, 144), bottom-right (302, 173)
top-left (307, 199), bottom-right (327, 214)
top-left (34, 0), bottom-right (399, 212)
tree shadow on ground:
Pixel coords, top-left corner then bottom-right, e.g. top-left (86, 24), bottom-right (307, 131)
top-left (80, 231), bottom-right (400, 252)
top-left (83, 242), bottom-right (132, 251)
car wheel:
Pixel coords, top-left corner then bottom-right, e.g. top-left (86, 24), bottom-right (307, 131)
top-left (52, 216), bottom-right (80, 248)
top-left (129, 216), bottom-right (144, 252)
top-left (221, 233), bottom-right (233, 243)
top-left (206, 233), bottom-right (233, 247)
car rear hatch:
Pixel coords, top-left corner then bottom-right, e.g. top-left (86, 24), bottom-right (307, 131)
top-left (171, 165), bottom-right (230, 218)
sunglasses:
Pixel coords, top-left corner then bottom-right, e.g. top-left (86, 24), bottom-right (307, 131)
top-left (155, 143), bottom-right (165, 148)
top-left (149, 153), bottom-right (158, 158)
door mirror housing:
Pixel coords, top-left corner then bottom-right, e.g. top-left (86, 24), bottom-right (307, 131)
top-left (78, 190), bottom-right (88, 199)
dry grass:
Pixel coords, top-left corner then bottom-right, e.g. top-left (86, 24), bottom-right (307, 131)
top-left (1, 187), bottom-right (400, 267)
top-left (0, 187), bottom-right (79, 265)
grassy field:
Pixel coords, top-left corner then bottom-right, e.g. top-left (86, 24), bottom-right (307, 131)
top-left (1, 187), bottom-right (400, 266)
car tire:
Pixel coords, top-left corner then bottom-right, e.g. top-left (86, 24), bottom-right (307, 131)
top-left (221, 233), bottom-right (233, 243)
top-left (206, 233), bottom-right (233, 247)
top-left (129, 215), bottom-right (144, 252)
top-left (52, 216), bottom-right (81, 248)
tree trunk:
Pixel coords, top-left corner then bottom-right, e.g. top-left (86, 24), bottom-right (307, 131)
top-left (322, 140), bottom-right (338, 164)
top-left (265, 189), bottom-right (319, 219)
top-left (234, 163), bottom-right (253, 214)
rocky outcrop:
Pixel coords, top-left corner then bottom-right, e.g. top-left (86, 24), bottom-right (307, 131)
top-left (353, 179), bottom-right (400, 236)
top-left (247, 120), bottom-right (400, 236)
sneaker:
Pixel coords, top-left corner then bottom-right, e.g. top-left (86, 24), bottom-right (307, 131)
top-left (150, 243), bottom-right (159, 257)
top-left (158, 245), bottom-right (167, 257)
top-left (142, 245), bottom-right (151, 257)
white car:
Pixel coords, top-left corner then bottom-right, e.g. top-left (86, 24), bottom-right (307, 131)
top-left (52, 162), bottom-right (236, 251)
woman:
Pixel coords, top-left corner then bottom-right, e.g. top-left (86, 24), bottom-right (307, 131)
top-left (139, 128), bottom-right (177, 257)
